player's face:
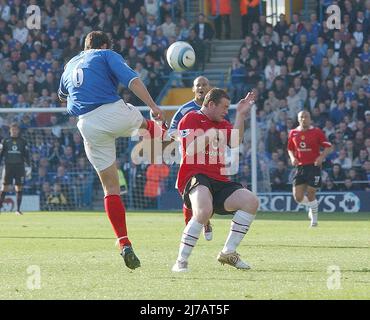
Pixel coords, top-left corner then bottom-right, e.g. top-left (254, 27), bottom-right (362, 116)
top-left (10, 127), bottom-right (19, 137)
top-left (192, 78), bottom-right (210, 102)
top-left (298, 112), bottom-right (311, 129)
top-left (211, 98), bottom-right (230, 122)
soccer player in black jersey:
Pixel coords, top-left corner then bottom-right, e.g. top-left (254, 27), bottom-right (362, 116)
top-left (0, 123), bottom-right (30, 215)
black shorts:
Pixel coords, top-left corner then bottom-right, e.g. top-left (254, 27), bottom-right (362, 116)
top-left (293, 164), bottom-right (321, 188)
top-left (182, 174), bottom-right (244, 215)
top-left (2, 164), bottom-right (25, 186)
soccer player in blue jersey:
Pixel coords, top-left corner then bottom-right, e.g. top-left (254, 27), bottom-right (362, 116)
top-left (58, 31), bottom-right (165, 270)
top-left (168, 76), bottom-right (214, 240)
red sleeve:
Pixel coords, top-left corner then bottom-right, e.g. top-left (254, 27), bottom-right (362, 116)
top-left (317, 129), bottom-right (332, 148)
top-left (287, 130), bottom-right (295, 151)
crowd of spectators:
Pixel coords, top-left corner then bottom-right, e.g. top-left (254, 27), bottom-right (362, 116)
top-left (0, 0), bottom-right (213, 209)
top-left (229, 1), bottom-right (370, 192)
top-left (0, 0), bottom-right (200, 114)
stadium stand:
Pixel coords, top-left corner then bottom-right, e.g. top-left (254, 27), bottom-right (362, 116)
top-left (0, 0), bottom-right (368, 211)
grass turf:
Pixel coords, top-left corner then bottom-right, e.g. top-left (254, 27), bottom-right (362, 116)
top-left (0, 211), bottom-right (369, 300)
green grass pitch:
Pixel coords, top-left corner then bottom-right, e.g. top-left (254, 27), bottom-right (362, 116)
top-left (0, 211), bottom-right (369, 300)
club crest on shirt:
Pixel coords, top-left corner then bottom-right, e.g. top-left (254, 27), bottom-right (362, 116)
top-left (301, 135), bottom-right (305, 140)
top-left (180, 129), bottom-right (191, 138)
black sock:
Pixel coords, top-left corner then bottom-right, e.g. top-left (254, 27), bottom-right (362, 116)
top-left (16, 191), bottom-right (23, 211)
top-left (0, 191), bottom-right (6, 208)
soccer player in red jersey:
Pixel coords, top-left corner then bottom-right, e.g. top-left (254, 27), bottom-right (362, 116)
top-left (171, 88), bottom-right (259, 272)
top-left (287, 111), bottom-right (333, 227)
top-left (168, 76), bottom-right (214, 240)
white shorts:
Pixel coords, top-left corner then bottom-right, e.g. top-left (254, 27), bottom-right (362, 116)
top-left (77, 99), bottom-right (143, 172)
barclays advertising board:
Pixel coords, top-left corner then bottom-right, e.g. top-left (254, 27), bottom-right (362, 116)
top-left (159, 191), bottom-right (370, 213)
top-left (258, 192), bottom-right (369, 213)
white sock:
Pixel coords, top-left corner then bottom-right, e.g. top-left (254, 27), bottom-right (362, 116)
top-left (177, 217), bottom-right (203, 262)
top-left (222, 210), bottom-right (255, 254)
top-left (308, 200), bottom-right (319, 223)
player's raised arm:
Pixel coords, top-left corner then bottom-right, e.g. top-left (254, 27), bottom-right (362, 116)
top-left (128, 78), bottom-right (164, 121)
top-left (105, 51), bottom-right (164, 121)
top-left (230, 91), bottom-right (255, 148)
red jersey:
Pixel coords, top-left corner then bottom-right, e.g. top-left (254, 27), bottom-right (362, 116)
top-left (287, 126), bottom-right (332, 165)
top-left (176, 111), bottom-right (233, 194)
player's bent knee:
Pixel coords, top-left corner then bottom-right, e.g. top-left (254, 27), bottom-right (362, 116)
top-left (306, 190), bottom-right (316, 201)
top-left (237, 191), bottom-right (259, 215)
top-left (192, 206), bottom-right (213, 223)
top-left (293, 193), bottom-right (304, 203)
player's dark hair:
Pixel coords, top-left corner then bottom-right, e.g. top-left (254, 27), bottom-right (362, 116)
top-left (84, 31), bottom-right (111, 50)
top-left (10, 122), bottom-right (19, 128)
top-left (203, 88), bottom-right (230, 107)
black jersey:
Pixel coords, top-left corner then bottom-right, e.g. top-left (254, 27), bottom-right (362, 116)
top-left (0, 137), bottom-right (29, 166)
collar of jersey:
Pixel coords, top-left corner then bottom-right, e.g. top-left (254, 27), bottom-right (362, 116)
top-left (297, 125), bottom-right (314, 131)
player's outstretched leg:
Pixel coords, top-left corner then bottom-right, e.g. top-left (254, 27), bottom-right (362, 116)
top-left (98, 163), bottom-right (140, 270)
top-left (120, 245), bottom-right (141, 270)
top-left (218, 189), bottom-right (259, 270)
top-left (104, 194), bottom-right (140, 269)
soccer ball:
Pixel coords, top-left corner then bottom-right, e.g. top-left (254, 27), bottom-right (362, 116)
top-left (166, 41), bottom-right (196, 72)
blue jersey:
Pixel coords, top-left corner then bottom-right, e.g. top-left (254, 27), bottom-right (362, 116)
top-left (168, 100), bottom-right (202, 138)
top-left (168, 99), bottom-right (231, 138)
top-left (58, 49), bottom-right (138, 116)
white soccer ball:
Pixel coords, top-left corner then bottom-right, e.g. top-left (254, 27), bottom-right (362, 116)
top-left (166, 41), bottom-right (196, 72)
